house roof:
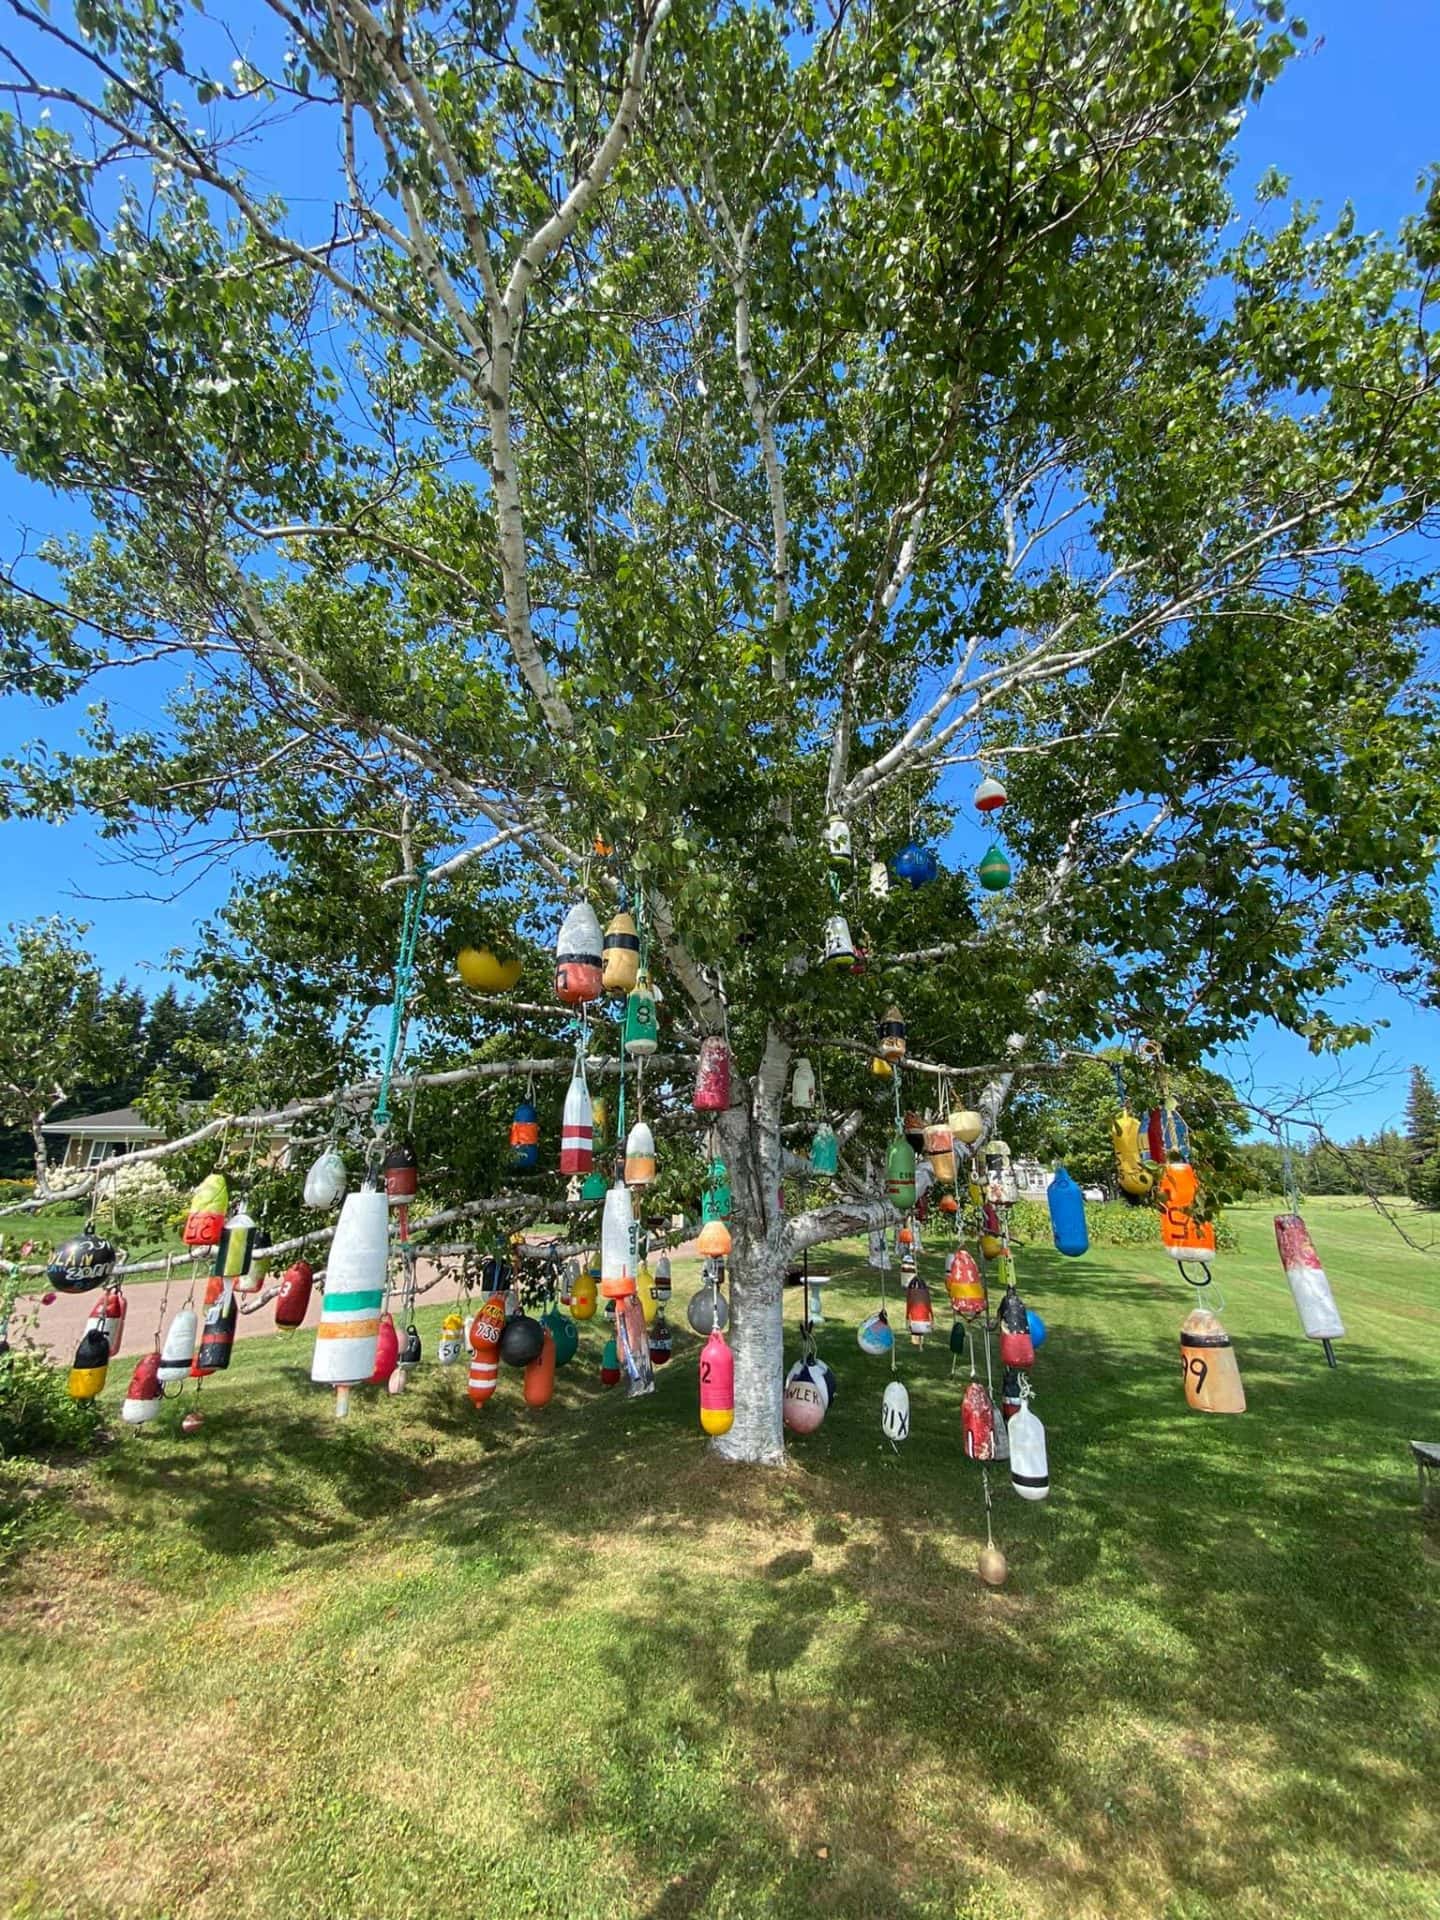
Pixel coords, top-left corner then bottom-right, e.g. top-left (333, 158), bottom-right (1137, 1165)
top-left (43, 1107), bottom-right (166, 1139)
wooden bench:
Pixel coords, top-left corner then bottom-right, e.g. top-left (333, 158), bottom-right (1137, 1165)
top-left (1411, 1442), bottom-right (1440, 1510)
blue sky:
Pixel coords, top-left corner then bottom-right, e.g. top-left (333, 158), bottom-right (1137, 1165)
top-left (1, 1), bottom-right (1438, 1137)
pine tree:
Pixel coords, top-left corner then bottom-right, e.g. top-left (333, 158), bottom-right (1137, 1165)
top-left (1404, 1068), bottom-right (1440, 1208)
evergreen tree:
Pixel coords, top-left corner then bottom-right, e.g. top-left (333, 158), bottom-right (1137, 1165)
top-left (1404, 1067), bottom-right (1440, 1208)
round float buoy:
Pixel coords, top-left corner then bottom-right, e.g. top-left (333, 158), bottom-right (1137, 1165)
top-left (858, 1310), bottom-right (893, 1356)
top-left (500, 1314), bottom-right (545, 1367)
top-left (977, 1545), bottom-right (1008, 1587)
top-left (47, 1227), bottom-right (118, 1296)
top-left (457, 945), bottom-right (522, 994)
top-left (784, 1360), bottom-right (827, 1434)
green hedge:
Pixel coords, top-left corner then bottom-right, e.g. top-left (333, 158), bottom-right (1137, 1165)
top-left (1008, 1196), bottom-right (1236, 1253)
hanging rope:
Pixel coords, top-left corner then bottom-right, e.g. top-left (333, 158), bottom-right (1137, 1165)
top-left (372, 860), bottom-right (430, 1136)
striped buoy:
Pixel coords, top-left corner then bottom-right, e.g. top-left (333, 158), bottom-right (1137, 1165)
top-left (467, 1296), bottom-right (507, 1406)
top-left (190, 1274), bottom-right (238, 1377)
top-left (121, 1351), bottom-right (163, 1425)
top-left (624, 1120), bottom-right (656, 1187)
top-left (602, 911), bottom-right (641, 995)
top-left (310, 1190), bottom-right (388, 1388)
top-left (157, 1306), bottom-right (198, 1384)
top-left (555, 900), bottom-right (604, 1005)
top-left (559, 1067), bottom-right (593, 1175)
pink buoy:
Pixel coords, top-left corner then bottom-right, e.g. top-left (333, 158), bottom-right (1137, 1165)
top-left (693, 1037), bottom-right (732, 1114)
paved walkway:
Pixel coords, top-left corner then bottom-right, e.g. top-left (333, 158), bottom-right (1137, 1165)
top-left (16, 1240), bottom-right (705, 1363)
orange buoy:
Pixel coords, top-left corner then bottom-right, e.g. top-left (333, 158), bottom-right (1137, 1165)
top-left (467, 1296), bottom-right (507, 1407)
top-left (945, 1248), bottom-right (986, 1319)
top-left (523, 1327), bottom-right (557, 1408)
top-left (1159, 1162), bottom-right (1217, 1266)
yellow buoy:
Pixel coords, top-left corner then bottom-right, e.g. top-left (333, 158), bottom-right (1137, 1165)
top-left (457, 946), bottom-right (523, 994)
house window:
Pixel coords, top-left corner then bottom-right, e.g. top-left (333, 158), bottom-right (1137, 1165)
top-left (84, 1139), bottom-right (119, 1167)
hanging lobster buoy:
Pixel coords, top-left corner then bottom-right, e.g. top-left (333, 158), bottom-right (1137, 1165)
top-left (924, 1123), bottom-right (955, 1185)
top-left (1046, 1167), bottom-right (1089, 1256)
top-left (825, 815), bottom-right (852, 861)
top-left (500, 1313), bottom-right (545, 1367)
top-left (274, 1260), bottom-right (314, 1328)
top-left (602, 911), bottom-right (641, 996)
top-left (559, 1067), bottom-right (594, 1175)
top-left (47, 1227), bottom-right (118, 1296)
top-left (1147, 1106), bottom-right (1190, 1164)
top-left (242, 1226), bottom-right (273, 1298)
top-left (974, 774), bottom-right (1008, 814)
top-left (695, 1219), bottom-right (732, 1260)
top-left (783, 1359), bottom-right (828, 1435)
top-left (189, 1272), bottom-right (238, 1378)
top-left (570, 1263), bottom-right (598, 1320)
top-left (687, 1281), bottom-right (729, 1335)
top-left (215, 1205), bottom-right (256, 1291)
top-left (858, 1309), bottom-right (893, 1356)
top-left (302, 1148), bottom-right (346, 1211)
top-left (901, 1109), bottom-right (925, 1151)
top-left (541, 1306), bottom-right (579, 1367)
top-left (591, 1093), bottom-right (610, 1153)
top-left (647, 1310), bottom-right (672, 1365)
top-left (652, 1253), bottom-right (672, 1303)
top-left (157, 1305), bottom-right (198, 1384)
top-left (623, 974), bottom-right (659, 1056)
top-left (508, 1099), bottom-right (540, 1172)
top-left (906, 1278), bottom-right (934, 1337)
top-left (892, 841), bottom-right (938, 889)
top-left (68, 1327), bottom-right (110, 1401)
top-left (868, 856), bottom-right (891, 898)
top-left (310, 1189), bottom-right (388, 1389)
top-left (962, 1380), bottom-right (997, 1460)
top-left (600, 1335), bottom-right (621, 1387)
top-left (1179, 1307), bottom-right (1246, 1414)
top-left (999, 1286), bottom-right (1035, 1369)
top-left (85, 1285), bottom-right (127, 1358)
top-left (886, 1133), bottom-right (917, 1211)
top-left (555, 900), bottom-right (604, 1005)
top-left (183, 1172), bottom-right (228, 1247)
top-left (120, 1351), bottom-right (163, 1425)
top-left (1027, 1309), bottom-right (1047, 1350)
top-left (878, 1005), bottom-right (907, 1065)
top-left (694, 1037), bottom-right (732, 1113)
top-left (636, 1261), bottom-right (659, 1326)
top-left (977, 844), bottom-right (1011, 892)
top-left (615, 1293), bottom-right (655, 1396)
top-left (1111, 1112), bottom-right (1154, 1202)
top-left (1008, 1392), bottom-right (1049, 1500)
top-left (467, 1296), bottom-right (507, 1406)
top-left (946, 1109), bottom-right (982, 1151)
top-left (437, 1311), bottom-right (465, 1365)
top-left (791, 1058), bottom-right (816, 1108)
top-left (523, 1328), bottom-right (557, 1407)
top-left (382, 1143), bottom-right (419, 1203)
top-left (457, 945), bottom-right (522, 994)
top-left (821, 913), bottom-right (855, 969)
top-left (810, 1124), bottom-right (840, 1176)
top-left (1159, 1163), bottom-right (1217, 1266)
top-left (881, 1379), bottom-right (910, 1442)
top-left (624, 1121), bottom-right (657, 1187)
top-left (699, 1328), bottom-right (734, 1434)
top-left (977, 1545), bottom-right (1008, 1587)
top-left (600, 1180), bottom-right (637, 1298)
top-left (368, 1312), bottom-right (400, 1386)
top-left (398, 1323), bottom-right (422, 1369)
top-left (1274, 1213), bottom-right (1345, 1344)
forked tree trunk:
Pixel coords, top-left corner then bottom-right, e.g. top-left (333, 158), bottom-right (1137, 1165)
top-left (709, 1026), bottom-right (791, 1465)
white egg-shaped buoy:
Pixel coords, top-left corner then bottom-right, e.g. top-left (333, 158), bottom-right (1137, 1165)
top-left (157, 1305), bottom-right (198, 1384)
top-left (1007, 1393), bottom-right (1049, 1501)
top-left (303, 1147), bottom-right (347, 1209)
top-left (881, 1379), bottom-right (910, 1443)
top-left (783, 1359), bottom-right (828, 1434)
top-left (310, 1189), bottom-right (388, 1387)
top-left (1274, 1213), bottom-right (1345, 1343)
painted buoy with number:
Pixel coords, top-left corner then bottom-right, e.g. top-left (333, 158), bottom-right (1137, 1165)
top-left (274, 1261), bottom-right (314, 1328)
top-left (467, 1296), bottom-right (506, 1406)
top-left (699, 1328), bottom-right (734, 1434)
top-left (437, 1312), bottom-right (464, 1365)
top-left (1179, 1307), bottom-right (1246, 1414)
top-left (48, 1228), bottom-right (118, 1297)
top-left (183, 1172), bottom-right (228, 1247)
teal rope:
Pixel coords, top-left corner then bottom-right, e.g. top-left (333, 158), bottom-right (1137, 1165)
top-left (373, 863), bottom-right (430, 1133)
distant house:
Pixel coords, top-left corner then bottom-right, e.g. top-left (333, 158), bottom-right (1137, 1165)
top-left (1014, 1156), bottom-right (1051, 1200)
top-left (44, 1106), bottom-right (165, 1171)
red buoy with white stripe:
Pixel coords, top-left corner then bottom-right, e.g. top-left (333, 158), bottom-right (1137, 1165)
top-left (467, 1296), bottom-right (507, 1408)
top-left (121, 1351), bottom-right (163, 1425)
top-left (560, 1066), bottom-right (594, 1175)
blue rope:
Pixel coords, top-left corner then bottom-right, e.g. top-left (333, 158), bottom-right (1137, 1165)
top-left (373, 862), bottom-right (430, 1133)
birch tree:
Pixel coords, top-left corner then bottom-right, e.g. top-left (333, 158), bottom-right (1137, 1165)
top-left (1, 0), bottom-right (1438, 1459)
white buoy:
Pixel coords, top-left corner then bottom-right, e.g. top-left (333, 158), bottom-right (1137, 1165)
top-left (156, 1305), bottom-right (198, 1384)
top-left (882, 1380), bottom-right (910, 1443)
top-left (303, 1148), bottom-right (347, 1209)
top-left (1274, 1213), bottom-right (1345, 1344)
top-left (310, 1190), bottom-right (388, 1386)
top-left (600, 1180), bottom-right (636, 1298)
top-left (1008, 1394), bottom-right (1049, 1501)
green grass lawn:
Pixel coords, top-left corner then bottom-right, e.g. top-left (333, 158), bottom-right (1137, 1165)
top-left (2, 1196), bottom-right (1438, 1919)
